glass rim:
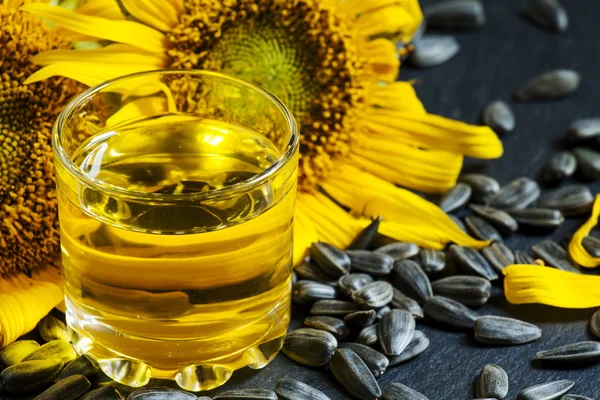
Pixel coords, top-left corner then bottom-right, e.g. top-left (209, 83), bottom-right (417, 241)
top-left (53, 69), bottom-right (300, 202)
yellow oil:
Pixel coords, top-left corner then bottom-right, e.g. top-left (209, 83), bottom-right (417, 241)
top-left (57, 115), bottom-right (295, 390)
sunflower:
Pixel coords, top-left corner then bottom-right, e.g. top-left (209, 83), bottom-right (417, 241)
top-left (23, 0), bottom-right (503, 265)
top-left (0, 0), bottom-right (79, 347)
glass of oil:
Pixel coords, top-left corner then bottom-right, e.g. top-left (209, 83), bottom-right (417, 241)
top-left (53, 71), bottom-right (299, 391)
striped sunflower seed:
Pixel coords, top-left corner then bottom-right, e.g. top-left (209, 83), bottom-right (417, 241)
top-left (339, 343), bottom-right (389, 377)
top-left (424, 0), bottom-right (485, 30)
top-left (347, 250), bottom-right (395, 276)
top-left (295, 261), bottom-right (338, 286)
top-left (538, 185), bottom-right (594, 216)
top-left (516, 380), bottom-right (574, 400)
top-left (485, 177), bottom-right (540, 209)
top-left (459, 174), bottom-right (500, 202)
top-left (382, 382), bottom-right (428, 400)
top-left (391, 260), bottom-right (433, 303)
top-left (515, 250), bottom-right (536, 265)
top-left (356, 324), bottom-right (380, 347)
top-left (582, 236), bottom-right (600, 257)
top-left (352, 281), bottom-right (394, 309)
top-left (344, 310), bottom-right (377, 331)
top-left (573, 147), bottom-right (600, 179)
top-left (330, 349), bottom-right (381, 400)
top-left (304, 316), bottom-right (350, 340)
top-left (378, 310), bottom-right (415, 356)
top-left (376, 306), bottom-right (392, 320)
top-left (531, 240), bottom-right (580, 273)
top-left (128, 388), bottom-right (198, 400)
top-left (391, 288), bottom-right (424, 319)
top-left (567, 117), bottom-right (600, 141)
top-left (79, 386), bottom-right (122, 400)
top-left (482, 242), bottom-right (515, 273)
top-left (311, 242), bottom-right (350, 278)
top-left (470, 204), bottom-right (519, 235)
top-left (449, 245), bottom-right (499, 281)
top-left (476, 364), bottom-right (509, 399)
top-left (213, 389), bottom-right (278, 399)
top-left (374, 242), bottom-right (420, 261)
top-left (23, 340), bottom-right (77, 364)
top-left (541, 152), bottom-right (577, 183)
top-left (474, 316), bottom-right (542, 345)
top-left (418, 249), bottom-right (446, 274)
top-left (1, 358), bottom-right (64, 394)
top-left (514, 69), bottom-right (580, 101)
top-left (449, 214), bottom-right (467, 231)
top-left (57, 355), bottom-right (99, 380)
top-left (439, 183), bottom-right (472, 213)
top-left (35, 375), bottom-right (91, 400)
top-left (522, 0), bottom-right (568, 32)
top-left (482, 100), bottom-right (515, 134)
top-left (561, 395), bottom-right (594, 400)
top-left (387, 330), bottom-right (430, 367)
top-left (431, 275), bottom-right (491, 307)
top-left (466, 216), bottom-right (503, 242)
top-left (310, 300), bottom-right (360, 316)
top-left (591, 309), bottom-right (600, 339)
top-left (275, 378), bottom-right (331, 400)
top-left (507, 208), bottom-right (565, 228)
top-left (423, 296), bottom-right (478, 329)
top-left (408, 35), bottom-right (460, 68)
top-left (536, 341), bottom-right (600, 363)
top-left (292, 271), bottom-right (298, 285)
top-left (282, 328), bottom-right (338, 367)
top-left (0, 340), bottom-right (40, 366)
top-left (348, 217), bottom-right (381, 250)
top-left (38, 315), bottom-right (71, 343)
top-left (338, 273), bottom-right (375, 296)
top-left (293, 281), bottom-right (338, 305)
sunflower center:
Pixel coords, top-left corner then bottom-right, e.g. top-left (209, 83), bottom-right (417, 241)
top-left (168, 0), bottom-right (367, 188)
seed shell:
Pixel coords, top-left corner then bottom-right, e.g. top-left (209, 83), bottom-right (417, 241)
top-left (338, 273), bottom-right (375, 296)
top-left (295, 261), bottom-right (338, 286)
top-left (567, 117), bottom-right (600, 141)
top-left (391, 288), bottom-right (424, 318)
top-left (128, 388), bottom-right (198, 400)
top-left (352, 281), bottom-right (394, 309)
top-left (507, 208), bottom-right (565, 228)
top-left (38, 315), bottom-right (72, 343)
top-left (476, 364), bottom-right (509, 399)
top-left (439, 183), bottom-right (472, 213)
top-left (378, 310), bottom-right (415, 356)
top-left (515, 250), bottom-right (536, 265)
top-left (424, 0), bottom-right (485, 30)
top-left (382, 382), bottom-right (428, 400)
top-left (79, 386), bottom-right (122, 400)
top-left (387, 330), bottom-right (430, 367)
top-left (310, 300), bottom-right (360, 316)
top-left (561, 396), bottom-right (593, 400)
top-left (348, 217), bottom-right (381, 250)
top-left (213, 389), bottom-right (278, 400)
top-left (391, 260), bottom-right (433, 304)
top-left (0, 340), bottom-right (41, 366)
top-left (347, 250), bottom-right (395, 276)
top-left (418, 249), bottom-right (446, 274)
top-left (459, 174), bottom-right (500, 202)
top-left (514, 69), bottom-right (580, 101)
top-left (275, 378), bottom-right (331, 400)
top-left (486, 177), bottom-right (540, 209)
top-left (522, 0), bottom-right (568, 32)
top-left (374, 242), bottom-right (420, 261)
top-left (293, 280), bottom-right (338, 305)
top-left (465, 216), bottom-right (503, 242)
top-left (23, 340), bottom-right (77, 364)
top-left (482, 100), bottom-right (515, 134)
top-left (474, 316), bottom-right (542, 345)
top-left (541, 152), bottom-right (578, 183)
top-left (1, 358), bottom-right (64, 394)
top-left (282, 328), bottom-right (338, 367)
top-left (538, 185), bottom-right (594, 216)
top-left (57, 355), bottom-right (99, 380)
top-left (304, 316), bottom-right (350, 340)
top-left (536, 341), bottom-right (600, 363)
top-left (449, 245), bottom-right (499, 281)
top-left (311, 242), bottom-right (350, 278)
top-left (356, 324), bottom-right (380, 347)
top-left (423, 296), bottom-right (478, 329)
top-left (35, 375), bottom-right (91, 400)
top-left (531, 240), bottom-right (580, 273)
top-left (344, 310), bottom-right (377, 331)
top-left (482, 242), bottom-right (515, 273)
top-left (581, 236), bottom-right (600, 257)
top-left (339, 343), bottom-right (389, 377)
top-left (573, 147), bottom-right (600, 179)
top-left (431, 275), bottom-right (491, 307)
top-left (449, 214), bottom-right (467, 231)
top-left (408, 35), bottom-right (460, 68)
top-left (376, 306), bottom-right (392, 320)
top-left (517, 380), bottom-right (574, 400)
top-left (330, 349), bottom-right (382, 400)
top-left (591, 309), bottom-right (600, 339)
top-left (470, 204), bottom-right (519, 234)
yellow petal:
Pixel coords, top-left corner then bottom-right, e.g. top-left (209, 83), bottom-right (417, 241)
top-left (359, 38), bottom-right (400, 82)
top-left (21, 3), bottom-right (166, 52)
top-left (106, 96), bottom-right (169, 127)
top-left (504, 265), bottom-right (600, 308)
top-left (569, 194), bottom-right (600, 268)
top-left (25, 62), bottom-right (160, 86)
top-left (32, 44), bottom-right (169, 67)
top-left (4, 0), bottom-right (24, 8)
top-left (121, 0), bottom-right (179, 32)
top-left (366, 81), bottom-right (426, 114)
top-left (76, 0), bottom-right (124, 19)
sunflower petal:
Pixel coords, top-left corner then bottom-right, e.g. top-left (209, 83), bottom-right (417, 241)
top-left (360, 38), bottom-right (400, 82)
top-left (24, 62), bottom-right (159, 86)
top-left (366, 81), bottom-right (426, 113)
top-left (32, 44), bottom-right (169, 67)
top-left (504, 265), bottom-right (600, 308)
top-left (76, 0), bottom-right (124, 19)
top-left (121, 0), bottom-right (179, 31)
top-left (569, 194), bottom-right (600, 268)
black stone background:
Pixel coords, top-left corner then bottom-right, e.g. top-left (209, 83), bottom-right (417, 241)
top-left (4, 0), bottom-right (600, 398)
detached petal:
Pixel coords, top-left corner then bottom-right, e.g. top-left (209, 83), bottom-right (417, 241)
top-left (569, 194), bottom-right (600, 268)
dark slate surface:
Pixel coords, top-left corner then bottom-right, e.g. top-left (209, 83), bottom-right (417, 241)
top-left (3, 0), bottom-right (600, 399)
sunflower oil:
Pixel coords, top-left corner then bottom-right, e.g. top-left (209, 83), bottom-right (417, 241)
top-left (57, 115), bottom-right (296, 390)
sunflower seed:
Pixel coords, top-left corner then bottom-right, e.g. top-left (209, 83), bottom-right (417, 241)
top-left (382, 382), bottom-right (428, 400)
top-left (466, 216), bottom-right (503, 242)
top-left (390, 260), bottom-right (433, 304)
top-left (573, 147), bottom-right (600, 180)
top-left (295, 261), bottom-right (338, 286)
top-left (514, 69), bottom-right (580, 101)
top-left (482, 100), bottom-right (515, 134)
top-left (311, 242), bottom-right (351, 278)
top-left (474, 316), bottom-right (542, 345)
top-left (483, 242), bottom-right (515, 273)
top-left (0, 340), bottom-right (41, 366)
top-left (38, 315), bottom-right (72, 343)
top-left (356, 324), bottom-right (380, 346)
top-left (275, 378), bottom-right (331, 400)
top-left (348, 216), bottom-right (382, 250)
top-left (304, 316), bottom-right (350, 340)
top-left (330, 349), bottom-right (382, 400)
top-left (486, 177), bottom-right (540, 209)
top-left (338, 273), bottom-right (375, 296)
top-left (449, 214), bottom-right (467, 231)
top-left (376, 306), bottom-right (392, 320)
top-left (387, 330), bottom-right (430, 366)
top-left (418, 249), bottom-right (446, 274)
top-left (339, 343), bottom-right (389, 377)
top-left (347, 250), bottom-right (395, 276)
top-left (507, 208), bottom-right (565, 228)
top-left (476, 364), bottom-right (509, 399)
top-left (352, 281), bottom-right (394, 309)
top-left (561, 395), bottom-right (593, 400)
top-left (531, 240), bottom-right (580, 273)
top-left (23, 340), bottom-right (77, 364)
top-left (469, 204), bottom-right (518, 234)
top-left (311, 300), bottom-right (360, 316)
top-left (374, 242), bottom-right (420, 261)
top-left (344, 310), bottom-right (377, 331)
top-left (57, 355), bottom-right (99, 380)
top-left (536, 341), bottom-right (600, 363)
top-left (293, 280), bottom-right (338, 305)
top-left (408, 35), bottom-right (460, 68)
top-left (292, 271), bottom-right (298, 285)
top-left (391, 288), bottom-right (424, 318)
top-left (128, 388), bottom-right (198, 400)
top-left (424, 0), bottom-right (485, 30)
top-left (522, 0), bottom-right (568, 32)
top-left (591, 310), bottom-right (600, 339)
top-left (1, 358), bottom-right (64, 394)
top-left (431, 275), bottom-right (491, 307)
top-left (378, 310), bottom-right (415, 356)
top-left (439, 183), bottom-right (472, 213)
top-left (515, 250), bottom-right (536, 265)
top-left (567, 117), bottom-right (600, 141)
top-left (35, 375), bottom-right (91, 400)
top-left (541, 152), bottom-right (578, 183)
top-left (459, 174), bottom-right (500, 202)
top-left (213, 389), bottom-right (278, 400)
top-left (538, 185), bottom-right (594, 216)
top-left (580, 236), bottom-right (600, 259)
top-left (282, 328), bottom-right (338, 367)
top-left (79, 386), bottom-right (122, 400)
top-left (424, 296), bottom-right (478, 329)
top-left (517, 380), bottom-right (574, 400)
top-left (449, 245), bottom-right (499, 281)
